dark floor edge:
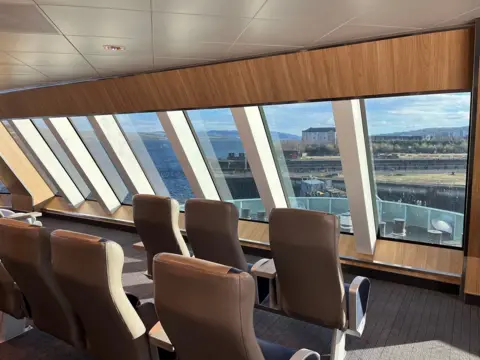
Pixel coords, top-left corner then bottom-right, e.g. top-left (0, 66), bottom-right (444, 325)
top-left (342, 264), bottom-right (460, 295)
top-left (465, 293), bottom-right (480, 306)
top-left (43, 211), bottom-right (138, 233)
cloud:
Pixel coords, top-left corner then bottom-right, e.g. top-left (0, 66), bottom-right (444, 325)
top-left (119, 92), bottom-right (471, 136)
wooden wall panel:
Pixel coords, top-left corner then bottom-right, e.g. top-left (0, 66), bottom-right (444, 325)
top-left (0, 123), bottom-right (54, 210)
top-left (0, 28), bottom-right (472, 119)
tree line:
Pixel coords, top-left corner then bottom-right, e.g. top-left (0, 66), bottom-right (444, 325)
top-left (301, 139), bottom-right (468, 156)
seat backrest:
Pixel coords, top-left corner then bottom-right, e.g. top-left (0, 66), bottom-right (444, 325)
top-left (133, 194), bottom-right (189, 276)
top-left (269, 208), bottom-right (346, 330)
top-left (0, 219), bottom-right (84, 347)
top-left (0, 261), bottom-right (26, 319)
top-left (50, 230), bottom-right (150, 360)
top-left (154, 253), bottom-right (264, 360)
top-left (185, 199), bottom-right (248, 271)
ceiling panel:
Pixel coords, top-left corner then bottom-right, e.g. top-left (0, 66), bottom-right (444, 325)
top-left (255, 0), bottom-right (379, 20)
top-left (315, 24), bottom-right (419, 46)
top-left (85, 54), bottom-right (153, 68)
top-left (68, 36), bottom-right (152, 55)
top-left (153, 0), bottom-right (265, 17)
top-left (154, 57), bottom-right (214, 70)
top-left (0, 52), bottom-right (22, 65)
top-left (435, 6), bottom-right (480, 27)
top-left (96, 64), bottom-right (154, 76)
top-left (0, 65), bottom-right (39, 75)
top-left (0, 73), bottom-right (48, 85)
top-left (227, 43), bottom-right (302, 59)
top-left (0, 33), bottom-right (77, 53)
top-left (153, 13), bottom-right (250, 43)
top-left (36, 0), bottom-right (150, 11)
top-left (0, 3), bottom-right (59, 34)
top-left (154, 41), bottom-right (228, 59)
top-left (40, 5), bottom-right (152, 38)
top-left (9, 52), bottom-right (89, 66)
top-left (32, 64), bottom-right (97, 78)
top-left (350, 0), bottom-right (480, 28)
top-left (238, 18), bottom-right (334, 46)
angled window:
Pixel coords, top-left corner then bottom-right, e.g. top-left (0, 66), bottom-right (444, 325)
top-left (187, 108), bottom-right (264, 220)
top-left (10, 119), bottom-right (84, 207)
top-left (116, 112), bottom-right (194, 205)
top-left (262, 102), bottom-right (352, 232)
top-left (2, 121), bottom-right (58, 194)
top-left (364, 93), bottom-right (470, 247)
top-left (89, 115), bottom-right (154, 198)
top-left (70, 116), bottom-right (131, 204)
top-left (47, 117), bottom-right (122, 213)
top-left (31, 118), bottom-right (92, 200)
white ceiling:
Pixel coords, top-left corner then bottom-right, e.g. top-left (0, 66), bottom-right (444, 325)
top-left (0, 0), bottom-right (479, 92)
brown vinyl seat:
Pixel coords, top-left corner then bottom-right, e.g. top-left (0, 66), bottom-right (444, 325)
top-left (269, 208), bottom-right (371, 360)
top-left (153, 253), bottom-right (320, 360)
top-left (185, 199), bottom-right (249, 271)
top-left (133, 194), bottom-right (190, 277)
top-left (50, 230), bottom-right (155, 360)
top-left (0, 219), bottom-right (84, 348)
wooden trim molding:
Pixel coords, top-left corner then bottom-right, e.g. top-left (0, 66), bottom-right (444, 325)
top-left (0, 28), bottom-right (473, 119)
top-left (0, 123), bottom-right (54, 210)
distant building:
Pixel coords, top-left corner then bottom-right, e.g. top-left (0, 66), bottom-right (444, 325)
top-left (371, 135), bottom-right (424, 142)
top-left (301, 127), bottom-right (336, 145)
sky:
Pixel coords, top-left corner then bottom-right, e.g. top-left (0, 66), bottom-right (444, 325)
top-left (116, 92), bottom-right (471, 136)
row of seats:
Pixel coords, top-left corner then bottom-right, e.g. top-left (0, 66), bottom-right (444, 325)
top-left (0, 218), bottom-right (321, 360)
top-left (133, 195), bottom-right (371, 359)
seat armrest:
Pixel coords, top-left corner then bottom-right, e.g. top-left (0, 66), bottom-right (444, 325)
top-left (289, 348), bottom-right (321, 360)
top-left (7, 212), bottom-right (42, 221)
top-left (250, 258), bottom-right (270, 273)
top-left (250, 258), bottom-right (276, 279)
top-left (346, 276), bottom-right (371, 337)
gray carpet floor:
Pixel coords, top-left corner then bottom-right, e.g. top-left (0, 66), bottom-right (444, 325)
top-left (0, 217), bottom-right (477, 360)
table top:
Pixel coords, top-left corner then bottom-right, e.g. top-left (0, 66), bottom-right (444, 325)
top-left (149, 321), bottom-right (174, 352)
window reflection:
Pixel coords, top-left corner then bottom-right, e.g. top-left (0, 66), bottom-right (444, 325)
top-left (116, 113), bottom-right (194, 205)
top-left (261, 102), bottom-right (352, 232)
top-left (365, 93), bottom-right (470, 247)
top-left (187, 108), bottom-right (265, 221)
top-left (70, 117), bottom-right (131, 204)
top-left (31, 118), bottom-right (93, 200)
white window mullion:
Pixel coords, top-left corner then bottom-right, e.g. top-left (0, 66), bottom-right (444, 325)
top-left (45, 117), bottom-right (121, 214)
top-left (88, 115), bottom-right (154, 196)
top-left (157, 111), bottom-right (220, 200)
top-left (230, 106), bottom-right (288, 215)
top-left (9, 119), bottom-right (84, 208)
top-left (332, 99), bottom-right (377, 255)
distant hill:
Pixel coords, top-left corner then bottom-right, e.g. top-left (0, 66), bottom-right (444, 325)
top-left (380, 126), bottom-right (469, 137)
top-left (205, 130), bottom-right (300, 140)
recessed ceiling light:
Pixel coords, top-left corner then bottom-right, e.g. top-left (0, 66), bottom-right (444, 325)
top-left (103, 45), bottom-right (126, 52)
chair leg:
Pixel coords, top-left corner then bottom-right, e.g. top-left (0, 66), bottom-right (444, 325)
top-left (0, 313), bottom-right (27, 343)
top-left (330, 329), bottom-right (346, 360)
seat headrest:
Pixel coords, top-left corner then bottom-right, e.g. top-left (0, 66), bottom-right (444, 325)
top-left (133, 194), bottom-right (178, 212)
top-left (186, 199), bottom-right (238, 218)
top-left (154, 253), bottom-right (242, 277)
top-left (0, 218), bottom-right (35, 229)
top-left (52, 229), bottom-right (103, 244)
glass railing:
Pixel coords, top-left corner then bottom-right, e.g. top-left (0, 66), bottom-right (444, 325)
top-left (227, 197), bottom-right (464, 247)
